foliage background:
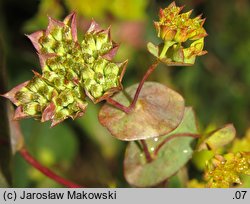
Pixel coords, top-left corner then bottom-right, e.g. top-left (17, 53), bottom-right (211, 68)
top-left (0, 0), bottom-right (249, 187)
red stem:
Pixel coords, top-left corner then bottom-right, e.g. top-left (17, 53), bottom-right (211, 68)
top-left (141, 140), bottom-right (153, 163)
top-left (106, 61), bottom-right (159, 113)
top-left (154, 133), bottom-right (200, 156)
top-left (19, 147), bottom-right (82, 188)
top-left (129, 61), bottom-right (159, 111)
top-left (105, 97), bottom-right (130, 113)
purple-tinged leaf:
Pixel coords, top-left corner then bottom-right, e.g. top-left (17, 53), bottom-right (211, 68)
top-left (99, 82), bottom-right (185, 141)
top-left (1, 81), bottom-right (29, 105)
top-left (87, 19), bottom-right (102, 33)
top-left (102, 44), bottom-right (119, 61)
top-left (124, 107), bottom-right (198, 187)
top-left (38, 53), bottom-right (57, 70)
top-left (63, 12), bottom-right (78, 42)
top-left (197, 124), bottom-right (236, 151)
top-left (13, 106), bottom-right (30, 120)
top-left (46, 16), bottom-right (65, 36)
top-left (26, 30), bottom-right (44, 52)
top-left (41, 102), bottom-right (56, 122)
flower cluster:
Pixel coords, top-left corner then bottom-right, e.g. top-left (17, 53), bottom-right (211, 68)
top-left (3, 13), bottom-right (127, 126)
top-left (205, 152), bottom-right (250, 188)
top-left (148, 1), bottom-right (207, 65)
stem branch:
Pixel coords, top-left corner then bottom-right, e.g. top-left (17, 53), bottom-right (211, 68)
top-left (154, 133), bottom-right (200, 156)
top-left (105, 97), bottom-right (130, 113)
top-left (141, 140), bottom-right (153, 163)
top-left (106, 61), bottom-right (159, 113)
top-left (129, 61), bottom-right (159, 110)
top-left (19, 147), bottom-right (82, 188)
top-left (159, 41), bottom-right (175, 58)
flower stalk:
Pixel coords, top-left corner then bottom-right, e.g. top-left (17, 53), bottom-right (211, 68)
top-left (19, 147), bottom-right (83, 188)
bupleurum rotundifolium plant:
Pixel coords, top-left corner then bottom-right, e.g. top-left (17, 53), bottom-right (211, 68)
top-left (3, 1), bottom-right (249, 188)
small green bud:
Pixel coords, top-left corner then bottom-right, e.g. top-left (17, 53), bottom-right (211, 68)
top-left (54, 89), bottom-right (74, 108)
top-left (43, 71), bottom-right (58, 82)
top-left (84, 78), bottom-right (96, 90)
top-left (72, 86), bottom-right (82, 98)
top-left (54, 108), bottom-right (70, 121)
top-left (84, 34), bottom-right (96, 50)
top-left (52, 41), bottom-right (65, 55)
top-left (26, 77), bottom-right (47, 92)
top-left (95, 33), bottom-right (108, 50)
top-left (63, 58), bottom-right (74, 69)
top-left (23, 102), bottom-right (41, 116)
top-left (100, 42), bottom-right (112, 54)
top-left (90, 84), bottom-right (103, 98)
top-left (50, 27), bottom-right (63, 41)
top-left (63, 39), bottom-right (75, 52)
top-left (94, 72), bottom-right (105, 84)
top-left (93, 59), bottom-right (106, 74)
top-left (104, 63), bottom-right (119, 76)
top-left (71, 63), bottom-right (83, 75)
top-left (37, 85), bottom-right (49, 96)
top-left (63, 26), bottom-right (72, 40)
top-left (81, 67), bottom-right (95, 80)
top-left (68, 102), bottom-right (80, 113)
top-left (81, 43), bottom-right (93, 55)
top-left (65, 69), bottom-right (78, 81)
top-left (55, 97), bottom-right (63, 106)
top-left (55, 68), bottom-right (66, 76)
top-left (60, 90), bottom-right (74, 107)
top-left (106, 73), bottom-right (118, 83)
top-left (53, 77), bottom-right (65, 90)
top-left (83, 53), bottom-right (95, 64)
top-left (46, 58), bottom-right (59, 71)
top-left (15, 90), bottom-right (34, 104)
top-left (40, 35), bottom-right (56, 53)
top-left (103, 81), bottom-right (117, 91)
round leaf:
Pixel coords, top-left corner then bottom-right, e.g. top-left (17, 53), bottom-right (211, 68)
top-left (197, 124), bottom-right (236, 151)
top-left (99, 82), bottom-right (185, 141)
top-left (124, 107), bottom-right (198, 187)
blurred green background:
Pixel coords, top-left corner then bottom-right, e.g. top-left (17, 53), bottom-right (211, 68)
top-left (0, 0), bottom-right (250, 187)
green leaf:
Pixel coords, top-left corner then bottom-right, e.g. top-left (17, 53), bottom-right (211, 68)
top-left (99, 82), bottom-right (185, 141)
top-left (147, 42), bottom-right (159, 58)
top-left (167, 167), bottom-right (188, 188)
top-left (197, 124), bottom-right (236, 151)
top-left (192, 150), bottom-right (214, 171)
top-left (124, 107), bottom-right (198, 187)
top-left (147, 42), bottom-right (194, 66)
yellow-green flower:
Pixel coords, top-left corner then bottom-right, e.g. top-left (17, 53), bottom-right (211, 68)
top-left (148, 1), bottom-right (207, 65)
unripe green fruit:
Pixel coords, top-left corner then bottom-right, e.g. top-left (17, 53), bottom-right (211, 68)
top-left (81, 67), bottom-right (95, 80)
top-left (104, 63), bottom-right (119, 76)
top-left (23, 102), bottom-right (41, 116)
top-left (84, 78), bottom-right (97, 90)
top-left (90, 84), bottom-right (103, 98)
top-left (50, 27), bottom-right (63, 41)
